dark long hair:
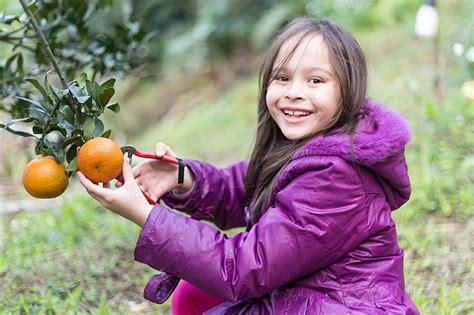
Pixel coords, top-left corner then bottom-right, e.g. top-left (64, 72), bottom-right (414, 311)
top-left (244, 17), bottom-right (368, 224)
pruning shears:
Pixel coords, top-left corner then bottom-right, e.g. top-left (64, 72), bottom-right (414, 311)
top-left (116, 145), bottom-right (186, 205)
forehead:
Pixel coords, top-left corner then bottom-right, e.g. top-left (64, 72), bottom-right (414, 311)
top-left (274, 33), bottom-right (331, 70)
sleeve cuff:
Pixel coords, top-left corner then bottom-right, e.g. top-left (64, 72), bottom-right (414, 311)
top-left (160, 159), bottom-right (203, 213)
top-left (134, 204), bottom-right (165, 265)
top-left (142, 273), bottom-right (181, 304)
top-left (170, 180), bottom-right (195, 200)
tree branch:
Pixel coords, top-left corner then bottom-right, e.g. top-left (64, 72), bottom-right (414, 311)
top-left (18, 0), bottom-right (82, 134)
top-left (19, 0), bottom-right (68, 89)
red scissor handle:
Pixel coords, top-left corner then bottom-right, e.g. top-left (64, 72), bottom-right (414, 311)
top-left (132, 148), bottom-right (180, 165)
top-left (116, 146), bottom-right (184, 205)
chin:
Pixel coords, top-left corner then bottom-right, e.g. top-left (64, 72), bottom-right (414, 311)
top-left (282, 131), bottom-right (305, 141)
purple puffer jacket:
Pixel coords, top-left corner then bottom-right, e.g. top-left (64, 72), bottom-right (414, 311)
top-left (134, 98), bottom-right (420, 314)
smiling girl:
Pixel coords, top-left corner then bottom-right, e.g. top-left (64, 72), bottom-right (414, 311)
top-left (79, 17), bottom-right (419, 314)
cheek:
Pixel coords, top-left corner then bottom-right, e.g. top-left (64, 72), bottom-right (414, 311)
top-left (266, 84), bottom-right (281, 108)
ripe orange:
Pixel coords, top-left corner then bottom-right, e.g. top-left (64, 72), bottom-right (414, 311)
top-left (77, 137), bottom-right (123, 183)
top-left (23, 156), bottom-right (69, 198)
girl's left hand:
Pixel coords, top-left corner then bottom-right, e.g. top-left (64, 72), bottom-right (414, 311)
top-left (78, 158), bottom-right (154, 227)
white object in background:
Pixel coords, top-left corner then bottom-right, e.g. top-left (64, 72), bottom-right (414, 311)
top-left (461, 81), bottom-right (474, 100)
top-left (415, 1), bottom-right (439, 39)
top-left (465, 47), bottom-right (474, 62)
top-left (452, 43), bottom-right (465, 57)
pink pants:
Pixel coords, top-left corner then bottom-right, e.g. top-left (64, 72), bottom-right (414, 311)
top-left (171, 280), bottom-right (224, 315)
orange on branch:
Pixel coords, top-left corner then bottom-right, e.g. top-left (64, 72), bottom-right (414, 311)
top-left (23, 156), bottom-right (69, 198)
top-left (77, 137), bottom-right (123, 183)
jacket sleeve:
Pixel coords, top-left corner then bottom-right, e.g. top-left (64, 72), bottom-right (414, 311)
top-left (135, 157), bottom-right (369, 301)
top-left (159, 159), bottom-right (248, 230)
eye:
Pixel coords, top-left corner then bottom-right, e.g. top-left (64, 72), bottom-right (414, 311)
top-left (274, 75), bottom-right (289, 82)
top-left (308, 77), bottom-right (322, 84)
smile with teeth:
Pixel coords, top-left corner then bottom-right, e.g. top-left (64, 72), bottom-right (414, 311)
top-left (282, 109), bottom-right (312, 117)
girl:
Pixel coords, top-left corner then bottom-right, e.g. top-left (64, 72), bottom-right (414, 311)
top-left (79, 17), bottom-right (420, 314)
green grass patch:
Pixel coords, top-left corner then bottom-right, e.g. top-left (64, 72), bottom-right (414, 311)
top-left (1, 195), bottom-right (170, 314)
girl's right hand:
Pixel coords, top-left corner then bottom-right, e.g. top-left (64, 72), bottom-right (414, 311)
top-left (115, 142), bottom-right (195, 201)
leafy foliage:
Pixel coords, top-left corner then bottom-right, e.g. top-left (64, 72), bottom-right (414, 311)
top-left (0, 0), bottom-right (150, 170)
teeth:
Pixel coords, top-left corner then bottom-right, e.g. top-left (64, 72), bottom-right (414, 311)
top-left (283, 109), bottom-right (311, 116)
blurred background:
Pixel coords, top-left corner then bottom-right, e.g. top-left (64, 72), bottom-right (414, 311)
top-left (1, 0), bottom-right (473, 313)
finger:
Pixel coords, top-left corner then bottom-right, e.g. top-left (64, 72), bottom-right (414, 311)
top-left (155, 142), bottom-right (166, 157)
top-left (77, 171), bottom-right (103, 198)
top-left (122, 158), bottom-right (136, 183)
top-left (135, 177), bottom-right (147, 191)
top-left (168, 148), bottom-right (177, 157)
top-left (149, 191), bottom-right (160, 201)
top-left (155, 142), bottom-right (177, 158)
top-left (131, 164), bottom-right (142, 178)
top-left (77, 171), bottom-right (94, 189)
top-left (115, 180), bottom-right (123, 188)
top-left (103, 181), bottom-right (111, 189)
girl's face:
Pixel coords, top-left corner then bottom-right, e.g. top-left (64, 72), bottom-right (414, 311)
top-left (266, 34), bottom-right (342, 141)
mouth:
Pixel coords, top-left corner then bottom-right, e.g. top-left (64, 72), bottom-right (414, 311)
top-left (280, 108), bottom-right (313, 123)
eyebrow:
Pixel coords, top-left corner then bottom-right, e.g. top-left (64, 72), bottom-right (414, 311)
top-left (273, 65), bottom-right (334, 77)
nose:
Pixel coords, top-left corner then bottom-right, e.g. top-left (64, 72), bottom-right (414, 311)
top-left (284, 80), bottom-right (305, 101)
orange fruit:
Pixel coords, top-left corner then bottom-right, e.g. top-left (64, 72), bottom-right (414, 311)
top-left (23, 156), bottom-right (69, 198)
top-left (77, 137), bottom-right (123, 183)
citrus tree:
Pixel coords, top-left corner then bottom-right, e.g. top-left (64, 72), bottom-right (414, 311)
top-left (0, 0), bottom-right (151, 196)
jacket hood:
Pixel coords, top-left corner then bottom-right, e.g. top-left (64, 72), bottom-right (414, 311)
top-left (294, 97), bottom-right (412, 210)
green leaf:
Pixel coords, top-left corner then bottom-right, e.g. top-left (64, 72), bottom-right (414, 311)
top-left (72, 128), bottom-right (84, 137)
top-left (51, 86), bottom-right (69, 99)
top-left (62, 136), bottom-right (84, 148)
top-left (99, 88), bottom-right (115, 108)
top-left (45, 80), bottom-right (59, 103)
top-left (86, 80), bottom-right (95, 98)
top-left (35, 142), bottom-right (43, 155)
top-left (16, 54), bottom-right (24, 74)
top-left (77, 95), bottom-right (91, 103)
top-left (32, 126), bottom-right (43, 134)
top-left (78, 73), bottom-right (88, 85)
top-left (83, 116), bottom-right (95, 140)
top-left (66, 156), bottom-right (78, 172)
top-left (0, 13), bottom-right (19, 24)
top-left (100, 78), bottom-right (116, 90)
top-left (94, 118), bottom-right (104, 137)
top-left (35, 44), bottom-right (50, 65)
top-left (69, 83), bottom-right (90, 104)
top-left (15, 96), bottom-right (49, 115)
top-left (44, 148), bottom-right (65, 164)
top-left (106, 102), bottom-right (120, 113)
top-left (49, 124), bottom-right (68, 137)
top-left (86, 80), bottom-right (101, 100)
top-left (59, 106), bottom-right (75, 125)
top-left (0, 124), bottom-right (37, 138)
top-left (68, 83), bottom-right (89, 98)
top-left (83, 97), bottom-right (93, 110)
top-left (101, 129), bottom-right (112, 138)
top-left (5, 54), bottom-right (20, 73)
top-left (26, 78), bottom-right (53, 104)
top-left (66, 146), bottom-right (78, 164)
top-left (1, 116), bottom-right (37, 128)
top-left (57, 121), bottom-right (75, 136)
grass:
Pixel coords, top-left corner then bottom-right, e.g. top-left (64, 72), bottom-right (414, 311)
top-left (1, 193), bottom-right (170, 314)
top-left (2, 2), bottom-right (474, 313)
